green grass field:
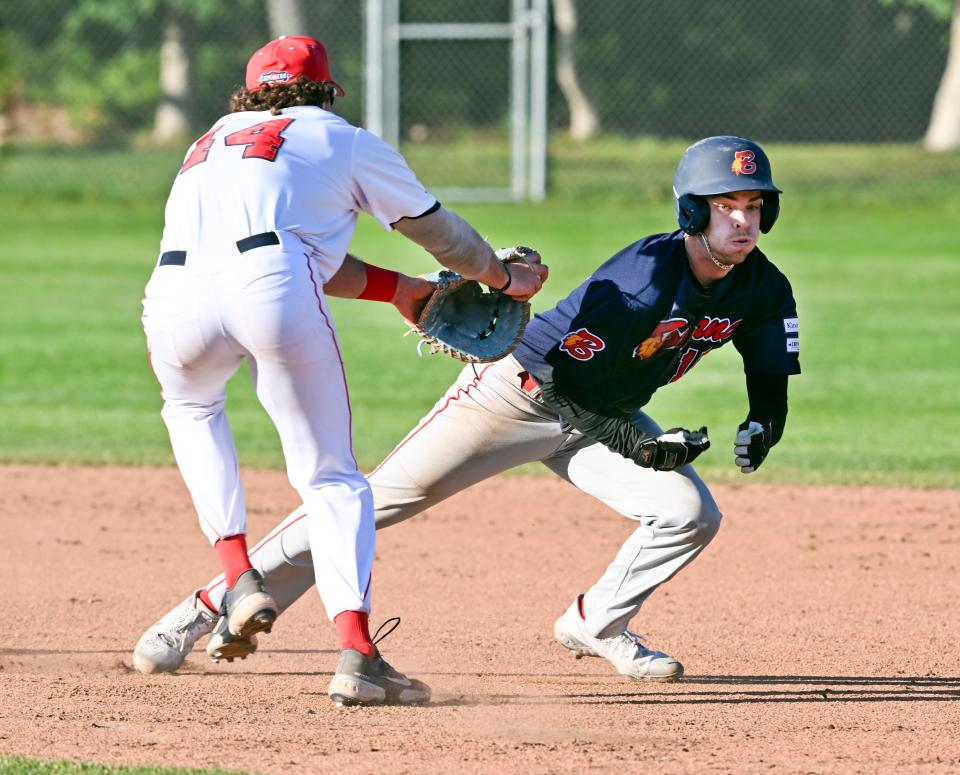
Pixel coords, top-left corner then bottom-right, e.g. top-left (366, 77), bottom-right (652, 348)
top-left (0, 140), bottom-right (958, 774)
top-left (0, 757), bottom-right (244, 775)
top-left (2, 139), bottom-right (959, 487)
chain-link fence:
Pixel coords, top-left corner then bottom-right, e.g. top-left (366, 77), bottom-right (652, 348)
top-left (1, 0), bottom-right (955, 199)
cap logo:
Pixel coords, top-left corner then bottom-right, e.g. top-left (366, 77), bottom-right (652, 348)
top-left (259, 71), bottom-right (292, 85)
top-left (731, 150), bottom-right (757, 176)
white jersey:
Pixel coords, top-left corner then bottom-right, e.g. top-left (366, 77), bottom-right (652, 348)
top-left (145, 104), bottom-right (437, 622)
top-left (160, 105), bottom-right (437, 282)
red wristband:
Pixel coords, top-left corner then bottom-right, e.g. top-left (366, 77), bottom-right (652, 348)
top-left (357, 265), bottom-right (400, 302)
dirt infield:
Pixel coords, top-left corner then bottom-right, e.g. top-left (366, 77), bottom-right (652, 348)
top-left (1, 465), bottom-right (959, 774)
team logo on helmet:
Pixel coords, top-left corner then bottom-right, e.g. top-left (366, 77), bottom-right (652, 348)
top-left (633, 318), bottom-right (690, 360)
top-left (259, 70), bottom-right (292, 85)
top-left (559, 328), bottom-right (605, 361)
top-left (731, 150), bottom-right (757, 176)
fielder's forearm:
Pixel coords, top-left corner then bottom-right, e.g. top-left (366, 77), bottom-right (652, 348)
top-left (393, 207), bottom-right (510, 288)
top-left (324, 254), bottom-right (402, 303)
top-left (323, 254), bottom-right (369, 298)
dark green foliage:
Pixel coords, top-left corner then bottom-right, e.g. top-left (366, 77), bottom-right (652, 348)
top-left (0, 1), bottom-right (952, 144)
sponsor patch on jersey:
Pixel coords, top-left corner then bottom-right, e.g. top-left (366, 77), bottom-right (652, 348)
top-left (783, 317), bottom-right (799, 334)
top-left (786, 338), bottom-right (800, 353)
top-left (731, 150), bottom-right (757, 176)
top-left (560, 328), bottom-right (605, 361)
top-left (259, 70), bottom-right (292, 85)
top-left (633, 318), bottom-right (690, 360)
top-left (691, 316), bottom-right (741, 343)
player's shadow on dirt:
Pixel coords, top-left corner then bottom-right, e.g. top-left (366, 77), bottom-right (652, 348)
top-left (0, 649), bottom-right (134, 656)
top-left (0, 647), bottom-right (340, 657)
top-left (429, 675), bottom-right (960, 707)
top-left (564, 675), bottom-right (960, 706)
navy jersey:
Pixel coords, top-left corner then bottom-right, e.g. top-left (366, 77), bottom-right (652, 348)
top-left (513, 231), bottom-right (800, 417)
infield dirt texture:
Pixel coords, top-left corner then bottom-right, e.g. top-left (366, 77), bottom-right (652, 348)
top-left (2, 465), bottom-right (959, 774)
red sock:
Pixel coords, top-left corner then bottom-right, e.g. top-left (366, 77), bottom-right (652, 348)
top-left (578, 594), bottom-right (586, 619)
top-left (214, 535), bottom-right (253, 588)
top-left (198, 589), bottom-right (216, 613)
top-left (334, 610), bottom-right (376, 658)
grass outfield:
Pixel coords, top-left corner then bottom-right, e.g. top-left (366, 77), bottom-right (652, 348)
top-left (0, 757), bottom-right (243, 775)
top-left (1, 139), bottom-right (958, 486)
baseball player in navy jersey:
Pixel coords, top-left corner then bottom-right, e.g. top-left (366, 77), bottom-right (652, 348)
top-left (139, 35), bottom-right (547, 706)
top-left (135, 135), bottom-right (799, 685)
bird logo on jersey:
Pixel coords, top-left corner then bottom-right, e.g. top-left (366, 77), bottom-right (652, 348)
top-left (559, 328), bottom-right (605, 361)
top-left (633, 318), bottom-right (690, 360)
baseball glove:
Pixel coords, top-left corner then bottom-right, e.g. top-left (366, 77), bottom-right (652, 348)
top-left (410, 247), bottom-right (533, 363)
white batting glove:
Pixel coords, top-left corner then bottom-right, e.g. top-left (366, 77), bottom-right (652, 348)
top-left (734, 420), bottom-right (771, 474)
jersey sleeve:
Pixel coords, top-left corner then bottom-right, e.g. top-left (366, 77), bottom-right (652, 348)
top-left (544, 279), bottom-right (652, 412)
top-left (351, 129), bottom-right (438, 231)
top-left (733, 263), bottom-right (801, 375)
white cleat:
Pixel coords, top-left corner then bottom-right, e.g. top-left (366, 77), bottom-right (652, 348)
top-left (132, 592), bottom-right (217, 674)
top-left (553, 598), bottom-right (684, 682)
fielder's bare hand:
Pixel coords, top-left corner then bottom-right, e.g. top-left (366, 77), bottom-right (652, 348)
top-left (496, 247), bottom-right (549, 302)
top-left (505, 250), bottom-right (550, 301)
top-left (392, 274), bottom-right (437, 325)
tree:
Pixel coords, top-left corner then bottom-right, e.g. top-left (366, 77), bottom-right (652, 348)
top-left (551, 0), bottom-right (598, 140)
top-left (267, 0), bottom-right (304, 38)
top-left (153, 10), bottom-right (191, 143)
top-left (65, 0), bottom-right (241, 144)
top-left (883, 0), bottom-right (960, 151)
top-left (925, 0), bottom-right (960, 150)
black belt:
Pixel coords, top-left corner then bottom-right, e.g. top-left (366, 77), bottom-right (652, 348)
top-left (159, 231), bottom-right (280, 267)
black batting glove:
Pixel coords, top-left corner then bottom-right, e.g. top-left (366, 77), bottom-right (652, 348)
top-left (635, 427), bottom-right (710, 471)
top-left (734, 420), bottom-right (772, 473)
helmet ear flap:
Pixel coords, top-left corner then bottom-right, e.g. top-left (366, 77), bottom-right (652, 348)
top-left (677, 194), bottom-right (709, 235)
top-left (759, 192), bottom-right (780, 233)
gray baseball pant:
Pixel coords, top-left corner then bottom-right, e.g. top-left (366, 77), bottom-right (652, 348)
top-left (202, 355), bottom-right (722, 638)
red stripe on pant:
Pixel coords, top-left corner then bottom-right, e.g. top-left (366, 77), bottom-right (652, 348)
top-left (204, 364), bottom-right (497, 607)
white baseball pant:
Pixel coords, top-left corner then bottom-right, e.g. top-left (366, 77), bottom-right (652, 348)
top-left (142, 232), bottom-right (373, 618)
top-left (196, 354), bottom-right (722, 638)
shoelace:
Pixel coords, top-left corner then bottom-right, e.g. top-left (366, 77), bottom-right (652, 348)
top-left (372, 616), bottom-right (401, 645)
top-left (156, 607), bottom-right (209, 652)
top-left (612, 630), bottom-right (657, 658)
top-left (368, 617), bottom-right (406, 677)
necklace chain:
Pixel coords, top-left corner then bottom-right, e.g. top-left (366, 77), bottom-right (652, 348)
top-left (700, 234), bottom-right (734, 271)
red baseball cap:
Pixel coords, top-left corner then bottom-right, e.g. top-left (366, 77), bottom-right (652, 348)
top-left (245, 36), bottom-right (345, 95)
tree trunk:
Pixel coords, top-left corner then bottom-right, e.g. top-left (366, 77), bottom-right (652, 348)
top-left (267, 0), bottom-right (305, 37)
top-left (153, 16), bottom-right (190, 144)
top-left (924, 0), bottom-right (960, 151)
top-left (552, 0), bottom-right (598, 140)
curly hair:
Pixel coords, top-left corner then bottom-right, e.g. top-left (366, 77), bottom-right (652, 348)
top-left (230, 76), bottom-right (338, 114)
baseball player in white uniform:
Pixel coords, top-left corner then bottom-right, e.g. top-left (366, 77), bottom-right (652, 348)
top-left (140, 35), bottom-right (547, 706)
top-left (136, 137), bottom-right (800, 687)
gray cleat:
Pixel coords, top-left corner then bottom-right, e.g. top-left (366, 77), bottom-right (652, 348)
top-left (206, 615), bottom-right (259, 664)
top-left (327, 616), bottom-right (431, 706)
top-left (327, 649), bottom-right (432, 706)
top-left (225, 569), bottom-right (277, 636)
top-left (205, 568), bottom-right (276, 660)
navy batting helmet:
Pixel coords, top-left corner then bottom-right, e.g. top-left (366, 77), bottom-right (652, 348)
top-left (673, 136), bottom-right (782, 235)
